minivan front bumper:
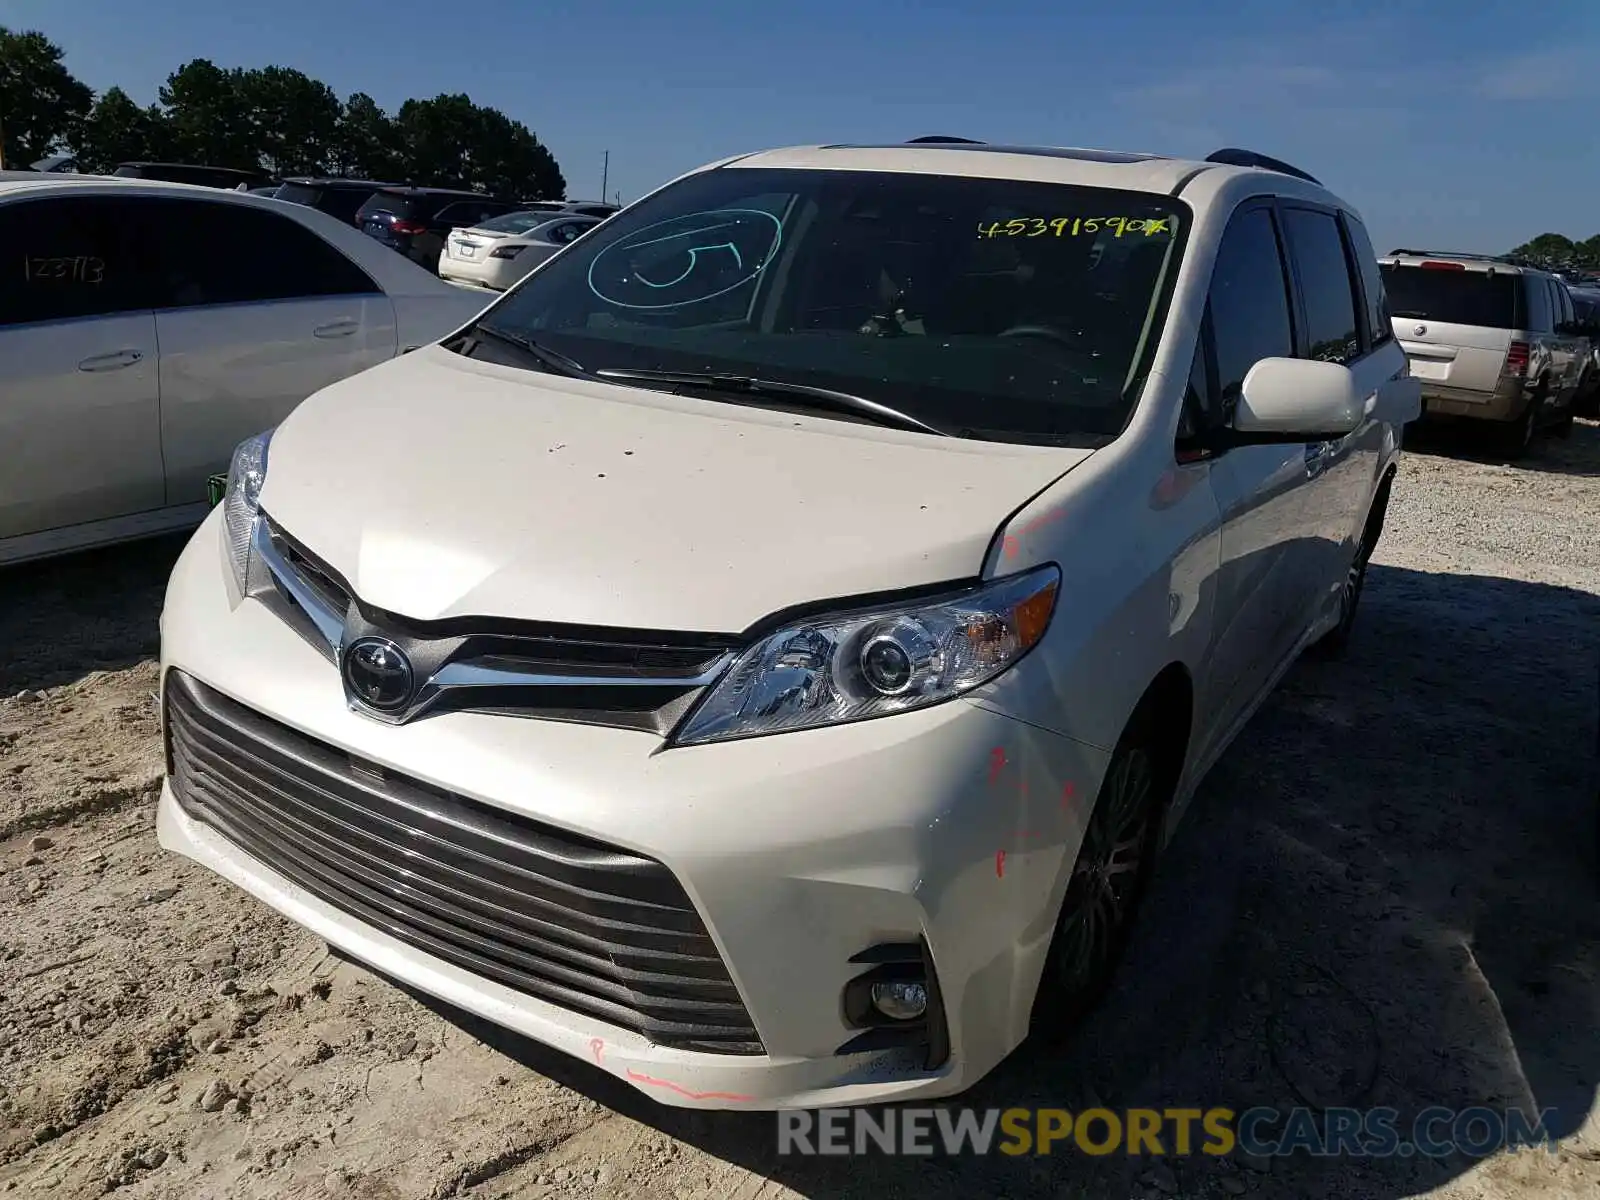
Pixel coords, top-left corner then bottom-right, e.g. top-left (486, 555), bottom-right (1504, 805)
top-left (157, 509), bottom-right (1110, 1109)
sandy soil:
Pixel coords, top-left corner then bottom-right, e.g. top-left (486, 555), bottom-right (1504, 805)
top-left (2, 423), bottom-right (1599, 1200)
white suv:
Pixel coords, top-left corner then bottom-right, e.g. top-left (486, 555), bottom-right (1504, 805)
top-left (156, 140), bottom-right (1419, 1109)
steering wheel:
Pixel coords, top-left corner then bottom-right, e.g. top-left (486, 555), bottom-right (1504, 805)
top-left (998, 324), bottom-right (1081, 350)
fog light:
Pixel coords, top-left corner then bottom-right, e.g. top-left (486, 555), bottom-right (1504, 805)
top-left (869, 980), bottom-right (928, 1021)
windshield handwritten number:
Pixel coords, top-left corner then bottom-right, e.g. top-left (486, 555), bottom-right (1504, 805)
top-left (976, 216), bottom-right (1172, 239)
top-left (24, 255), bottom-right (106, 284)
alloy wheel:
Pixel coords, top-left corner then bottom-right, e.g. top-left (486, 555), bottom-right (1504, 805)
top-left (1053, 746), bottom-right (1156, 998)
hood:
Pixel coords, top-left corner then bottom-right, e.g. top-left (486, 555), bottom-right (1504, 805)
top-left (259, 347), bottom-right (1090, 632)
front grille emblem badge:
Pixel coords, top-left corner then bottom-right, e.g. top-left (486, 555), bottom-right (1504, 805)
top-left (343, 637), bottom-right (416, 712)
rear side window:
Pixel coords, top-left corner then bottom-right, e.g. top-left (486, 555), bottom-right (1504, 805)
top-left (318, 188), bottom-right (378, 224)
top-left (1206, 205), bottom-right (1295, 419)
top-left (1341, 216), bottom-right (1392, 347)
top-left (0, 197), bottom-right (152, 326)
top-left (134, 199), bottom-right (379, 307)
top-left (359, 191), bottom-right (422, 221)
top-left (274, 183), bottom-right (324, 208)
top-left (1281, 207), bottom-right (1361, 364)
top-left (1381, 264), bottom-right (1521, 330)
top-left (1552, 280), bottom-right (1574, 325)
top-left (1523, 275), bottom-right (1552, 332)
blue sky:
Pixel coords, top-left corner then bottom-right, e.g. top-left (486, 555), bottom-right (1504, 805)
top-left (6, 0), bottom-right (1598, 252)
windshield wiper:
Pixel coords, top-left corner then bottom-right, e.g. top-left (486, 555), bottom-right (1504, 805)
top-left (593, 369), bottom-right (951, 436)
top-left (458, 324), bottom-right (590, 378)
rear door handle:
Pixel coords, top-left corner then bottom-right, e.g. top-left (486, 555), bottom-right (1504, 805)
top-left (313, 318), bottom-right (360, 339)
top-left (77, 349), bottom-right (144, 373)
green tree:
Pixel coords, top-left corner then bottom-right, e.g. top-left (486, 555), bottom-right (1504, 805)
top-left (157, 58), bottom-right (259, 169)
top-left (70, 86), bottom-right (162, 172)
top-left (394, 93), bottom-right (565, 197)
top-left (240, 66), bottom-right (341, 176)
top-left (0, 27), bottom-right (92, 167)
top-left (331, 92), bottom-right (403, 180)
top-left (1575, 235), bottom-right (1600, 271)
top-left (1509, 232), bottom-right (1577, 267)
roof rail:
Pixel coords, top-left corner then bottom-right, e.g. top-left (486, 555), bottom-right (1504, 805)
top-left (1388, 248), bottom-right (1539, 268)
top-left (906, 135), bottom-right (985, 145)
top-left (1204, 147), bottom-right (1320, 185)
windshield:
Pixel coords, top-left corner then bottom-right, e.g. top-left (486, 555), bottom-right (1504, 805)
top-left (477, 211), bottom-right (558, 235)
top-left (463, 167), bottom-right (1188, 443)
top-left (1381, 264), bottom-right (1521, 329)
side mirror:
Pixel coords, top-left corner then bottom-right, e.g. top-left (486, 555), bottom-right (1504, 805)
top-left (1232, 357), bottom-right (1364, 441)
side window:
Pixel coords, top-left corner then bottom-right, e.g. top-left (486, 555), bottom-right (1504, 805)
top-left (1177, 334), bottom-right (1214, 444)
top-left (1342, 215), bottom-right (1392, 347)
top-left (1555, 282), bottom-right (1574, 326)
top-left (1207, 206), bottom-right (1295, 420)
top-left (137, 199), bottom-right (379, 308)
top-left (0, 197), bottom-right (152, 327)
top-left (1282, 207), bottom-right (1362, 364)
top-left (1525, 275), bottom-right (1552, 333)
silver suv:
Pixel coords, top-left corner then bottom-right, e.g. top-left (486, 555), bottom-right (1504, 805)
top-left (1380, 249), bottom-right (1587, 455)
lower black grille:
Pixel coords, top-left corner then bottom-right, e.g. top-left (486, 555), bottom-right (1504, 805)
top-left (163, 670), bottom-right (763, 1054)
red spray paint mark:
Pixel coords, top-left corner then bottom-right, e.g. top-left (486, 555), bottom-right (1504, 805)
top-left (588, 1038), bottom-right (604, 1064)
top-left (1060, 781), bottom-right (1077, 811)
top-left (1002, 534), bottom-right (1021, 559)
top-left (987, 747), bottom-right (1007, 785)
top-left (624, 1069), bottom-right (754, 1103)
top-left (995, 849), bottom-right (1007, 878)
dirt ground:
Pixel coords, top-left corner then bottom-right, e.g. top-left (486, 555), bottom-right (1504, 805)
top-left (3, 422), bottom-right (1599, 1200)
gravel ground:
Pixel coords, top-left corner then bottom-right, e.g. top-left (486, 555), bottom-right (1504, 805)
top-left (2, 421), bottom-right (1599, 1200)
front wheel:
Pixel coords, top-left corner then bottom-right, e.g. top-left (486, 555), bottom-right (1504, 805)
top-left (1030, 726), bottom-right (1166, 1037)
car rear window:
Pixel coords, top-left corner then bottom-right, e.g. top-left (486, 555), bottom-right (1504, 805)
top-left (358, 190), bottom-right (426, 221)
top-left (1381, 264), bottom-right (1521, 329)
top-left (274, 182), bottom-right (324, 208)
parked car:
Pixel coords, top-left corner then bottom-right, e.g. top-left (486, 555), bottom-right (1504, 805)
top-left (274, 177), bottom-right (398, 225)
top-left (1566, 287), bottom-right (1600, 417)
top-left (158, 139), bottom-right (1418, 1110)
top-left (518, 199), bottom-right (620, 218)
top-left (0, 173), bottom-right (491, 566)
top-left (110, 162), bottom-right (272, 190)
top-left (247, 185), bottom-right (282, 198)
top-left (353, 187), bottom-right (521, 272)
top-left (1379, 249), bottom-right (1586, 454)
top-left (438, 213), bottom-right (604, 290)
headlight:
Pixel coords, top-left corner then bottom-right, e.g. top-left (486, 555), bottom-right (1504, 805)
top-left (672, 565), bottom-right (1060, 746)
top-left (221, 429), bottom-right (273, 595)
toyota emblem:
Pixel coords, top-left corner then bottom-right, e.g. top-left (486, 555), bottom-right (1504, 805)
top-left (343, 637), bottom-right (415, 711)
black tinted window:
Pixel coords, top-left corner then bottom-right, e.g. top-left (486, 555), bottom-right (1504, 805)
top-left (0, 197), bottom-right (153, 326)
top-left (358, 191), bottom-right (420, 220)
top-left (1342, 216), bottom-right (1391, 346)
top-left (135, 199), bottom-right (378, 307)
top-left (273, 183), bottom-right (323, 207)
top-left (1208, 206), bottom-right (1294, 415)
top-left (1554, 281), bottom-right (1574, 325)
top-left (1524, 275), bottom-right (1552, 332)
top-left (1283, 208), bottom-right (1361, 364)
top-left (1381, 264), bottom-right (1521, 329)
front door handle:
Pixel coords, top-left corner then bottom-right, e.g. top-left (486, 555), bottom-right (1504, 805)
top-left (77, 349), bottom-right (144, 373)
top-left (313, 318), bottom-right (360, 339)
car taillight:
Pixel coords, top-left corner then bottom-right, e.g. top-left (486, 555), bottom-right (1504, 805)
top-left (489, 245), bottom-right (526, 260)
top-left (390, 219), bottom-right (427, 235)
top-left (1504, 340), bottom-right (1530, 377)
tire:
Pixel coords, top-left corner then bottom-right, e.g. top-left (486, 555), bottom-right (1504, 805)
top-left (1554, 405), bottom-right (1576, 439)
top-left (1494, 386), bottom-right (1543, 459)
top-left (1030, 715), bottom-right (1170, 1038)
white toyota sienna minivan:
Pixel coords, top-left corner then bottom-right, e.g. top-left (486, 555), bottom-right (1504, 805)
top-left (156, 139), bottom-right (1420, 1109)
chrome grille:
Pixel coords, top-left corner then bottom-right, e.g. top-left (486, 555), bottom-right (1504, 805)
top-left (164, 670), bottom-right (764, 1054)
